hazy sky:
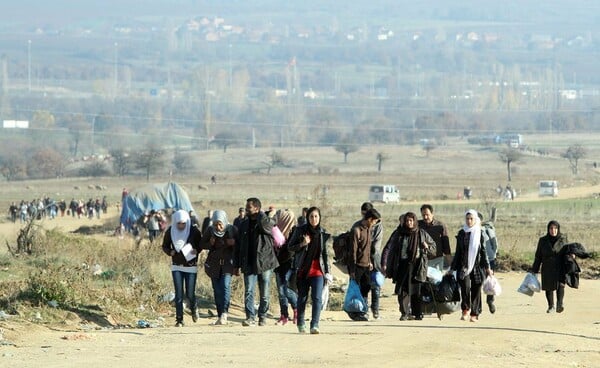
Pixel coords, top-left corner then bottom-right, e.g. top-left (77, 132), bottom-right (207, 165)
top-left (1, 0), bottom-right (597, 26)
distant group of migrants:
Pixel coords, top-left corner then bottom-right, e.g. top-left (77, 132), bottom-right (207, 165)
top-left (159, 196), bottom-right (584, 333)
top-left (8, 196), bottom-right (109, 223)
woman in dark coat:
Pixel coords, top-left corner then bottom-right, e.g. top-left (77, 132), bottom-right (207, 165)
top-left (449, 209), bottom-right (491, 322)
top-left (531, 220), bottom-right (569, 313)
top-left (288, 207), bottom-right (331, 334)
top-left (200, 210), bottom-right (238, 325)
top-left (381, 212), bottom-right (435, 321)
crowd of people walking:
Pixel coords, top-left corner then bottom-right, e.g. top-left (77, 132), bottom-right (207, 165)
top-left (156, 194), bottom-right (583, 333)
top-left (8, 196), bottom-right (109, 223)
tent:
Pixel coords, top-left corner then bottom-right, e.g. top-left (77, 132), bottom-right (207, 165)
top-left (120, 182), bottom-right (195, 229)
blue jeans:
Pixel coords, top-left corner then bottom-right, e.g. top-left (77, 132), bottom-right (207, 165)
top-left (211, 273), bottom-right (232, 317)
top-left (172, 270), bottom-right (197, 322)
top-left (297, 275), bottom-right (324, 329)
top-left (276, 269), bottom-right (298, 317)
top-left (244, 270), bottom-right (273, 320)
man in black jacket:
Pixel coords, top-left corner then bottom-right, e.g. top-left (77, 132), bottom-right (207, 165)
top-left (234, 197), bottom-right (279, 327)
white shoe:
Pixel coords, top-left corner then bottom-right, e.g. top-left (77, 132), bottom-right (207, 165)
top-left (221, 313), bottom-right (228, 324)
top-left (212, 318), bottom-right (223, 325)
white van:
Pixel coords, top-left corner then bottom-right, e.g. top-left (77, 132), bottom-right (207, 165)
top-left (539, 180), bottom-right (558, 197)
top-left (368, 184), bottom-right (400, 203)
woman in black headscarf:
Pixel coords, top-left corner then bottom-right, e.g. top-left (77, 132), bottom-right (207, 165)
top-left (381, 212), bottom-right (435, 321)
top-left (288, 207), bottom-right (331, 334)
top-left (532, 220), bottom-right (569, 313)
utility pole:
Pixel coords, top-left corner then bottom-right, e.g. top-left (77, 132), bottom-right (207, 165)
top-left (27, 40), bottom-right (31, 92)
top-left (113, 42), bottom-right (118, 98)
top-left (228, 44), bottom-right (232, 88)
top-left (91, 116), bottom-right (96, 156)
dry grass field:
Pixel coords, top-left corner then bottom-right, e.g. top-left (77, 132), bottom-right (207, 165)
top-left (0, 135), bottom-right (599, 367)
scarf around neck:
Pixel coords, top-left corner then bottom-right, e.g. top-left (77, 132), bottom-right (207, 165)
top-left (211, 210), bottom-right (229, 238)
top-left (171, 210), bottom-right (190, 252)
top-left (463, 209), bottom-right (481, 275)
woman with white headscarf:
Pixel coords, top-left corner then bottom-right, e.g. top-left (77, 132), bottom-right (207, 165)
top-left (200, 209), bottom-right (238, 325)
top-left (449, 209), bottom-right (492, 322)
top-left (162, 209), bottom-right (202, 327)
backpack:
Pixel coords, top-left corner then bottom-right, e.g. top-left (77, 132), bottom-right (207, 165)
top-left (332, 230), bottom-right (352, 267)
top-left (481, 222), bottom-right (498, 260)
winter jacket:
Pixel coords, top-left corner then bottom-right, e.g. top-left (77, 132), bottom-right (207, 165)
top-left (381, 227), bottom-right (435, 284)
top-left (287, 224), bottom-right (331, 279)
top-left (162, 226), bottom-right (203, 267)
top-left (451, 229), bottom-right (490, 285)
top-left (200, 225), bottom-right (238, 279)
top-left (532, 233), bottom-right (568, 291)
top-left (558, 242), bottom-right (593, 289)
top-left (234, 212), bottom-right (279, 274)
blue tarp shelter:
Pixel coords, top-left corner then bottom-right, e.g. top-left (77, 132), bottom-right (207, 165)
top-left (120, 182), bottom-right (194, 229)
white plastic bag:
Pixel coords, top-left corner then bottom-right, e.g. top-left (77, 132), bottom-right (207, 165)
top-left (427, 266), bottom-right (443, 284)
top-left (517, 273), bottom-right (540, 296)
top-left (321, 283), bottom-right (330, 311)
top-left (524, 272), bottom-right (541, 292)
top-left (482, 275), bottom-right (502, 296)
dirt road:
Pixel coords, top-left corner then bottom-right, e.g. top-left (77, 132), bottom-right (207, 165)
top-left (1, 272), bottom-right (599, 368)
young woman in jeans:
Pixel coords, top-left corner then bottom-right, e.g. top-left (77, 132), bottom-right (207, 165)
top-left (162, 210), bottom-right (202, 327)
top-left (273, 209), bottom-right (298, 325)
top-left (288, 207), bottom-right (331, 334)
top-left (201, 210), bottom-right (238, 325)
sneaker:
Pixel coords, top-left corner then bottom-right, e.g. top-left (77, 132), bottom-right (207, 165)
top-left (258, 317), bottom-right (267, 326)
top-left (399, 314), bottom-right (408, 321)
top-left (175, 321), bottom-right (184, 327)
top-left (276, 316), bottom-right (289, 325)
top-left (461, 310), bottom-right (469, 321)
top-left (212, 318), bottom-right (223, 325)
top-left (556, 305), bottom-right (564, 313)
top-left (310, 327), bottom-right (320, 334)
top-left (221, 313), bottom-right (228, 324)
top-left (192, 309), bottom-right (199, 323)
top-left (469, 315), bottom-right (478, 323)
top-left (372, 311), bottom-right (380, 320)
top-left (546, 306), bottom-right (555, 313)
top-left (297, 325), bottom-right (307, 333)
top-left (242, 318), bottom-right (256, 327)
top-left (488, 302), bottom-right (496, 314)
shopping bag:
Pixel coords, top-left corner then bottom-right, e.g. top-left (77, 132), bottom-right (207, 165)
top-left (321, 283), bottom-right (330, 311)
top-left (482, 275), bottom-right (502, 296)
top-left (343, 279), bottom-right (368, 314)
top-left (524, 272), bottom-right (541, 292)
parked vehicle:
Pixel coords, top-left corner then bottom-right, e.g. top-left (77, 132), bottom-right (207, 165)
top-left (539, 180), bottom-right (558, 197)
top-left (368, 184), bottom-right (400, 203)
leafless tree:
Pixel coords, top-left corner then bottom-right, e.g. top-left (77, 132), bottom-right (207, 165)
top-left (109, 148), bottom-right (131, 177)
top-left (212, 131), bottom-right (238, 153)
top-left (135, 147), bottom-right (166, 181)
top-left (422, 141), bottom-right (437, 157)
top-left (334, 138), bottom-right (359, 163)
top-left (498, 147), bottom-right (523, 182)
top-left (376, 152), bottom-right (389, 172)
top-left (0, 153), bottom-right (27, 181)
top-left (563, 144), bottom-right (586, 175)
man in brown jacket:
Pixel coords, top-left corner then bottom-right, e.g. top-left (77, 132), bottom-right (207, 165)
top-left (348, 208), bottom-right (381, 321)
